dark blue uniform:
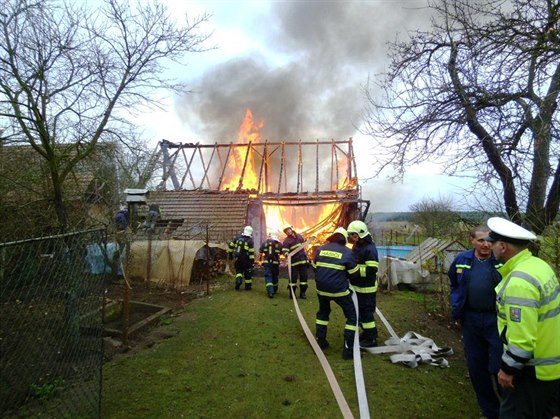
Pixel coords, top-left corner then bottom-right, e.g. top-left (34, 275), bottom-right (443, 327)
top-left (313, 241), bottom-right (360, 359)
top-left (228, 234), bottom-right (255, 290)
top-left (259, 238), bottom-right (282, 297)
top-left (350, 237), bottom-right (379, 346)
top-left (282, 232), bottom-right (308, 298)
top-left (449, 248), bottom-right (503, 419)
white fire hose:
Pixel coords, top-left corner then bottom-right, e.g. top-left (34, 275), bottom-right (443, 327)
top-left (286, 238), bottom-right (453, 419)
top-left (361, 314), bottom-right (454, 368)
top-left (286, 237), bottom-right (369, 419)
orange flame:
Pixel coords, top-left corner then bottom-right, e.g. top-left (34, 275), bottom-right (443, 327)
top-left (221, 109), bottom-right (263, 191)
top-left (223, 108), bottom-right (345, 242)
top-left (264, 202), bottom-right (341, 240)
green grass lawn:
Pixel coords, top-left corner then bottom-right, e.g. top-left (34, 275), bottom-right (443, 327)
top-left (102, 276), bottom-right (481, 418)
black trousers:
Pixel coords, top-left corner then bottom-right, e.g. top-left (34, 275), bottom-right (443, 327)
top-left (500, 374), bottom-right (560, 419)
top-left (315, 293), bottom-right (357, 350)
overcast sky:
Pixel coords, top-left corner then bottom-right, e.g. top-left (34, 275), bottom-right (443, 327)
top-left (136, 0), bottom-right (473, 212)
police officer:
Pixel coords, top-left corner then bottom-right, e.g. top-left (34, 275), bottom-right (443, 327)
top-left (485, 217), bottom-right (560, 418)
top-left (312, 227), bottom-right (360, 360)
top-left (259, 232), bottom-right (282, 298)
top-left (346, 220), bottom-right (380, 348)
top-left (227, 226), bottom-right (255, 291)
top-left (449, 225), bottom-right (503, 419)
top-left (282, 225), bottom-right (309, 299)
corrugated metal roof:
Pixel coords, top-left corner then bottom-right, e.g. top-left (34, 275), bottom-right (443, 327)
top-left (146, 190), bottom-right (250, 243)
top-left (406, 237), bottom-right (466, 263)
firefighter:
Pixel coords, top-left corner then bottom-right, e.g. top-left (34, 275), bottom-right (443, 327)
top-left (282, 225), bottom-right (309, 299)
top-left (485, 217), bottom-right (560, 418)
top-left (227, 226), bottom-right (255, 291)
top-left (259, 232), bottom-right (282, 298)
top-left (347, 220), bottom-right (380, 348)
top-left (312, 227), bottom-right (360, 359)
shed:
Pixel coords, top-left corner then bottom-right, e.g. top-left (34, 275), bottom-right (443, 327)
top-left (406, 237), bottom-right (467, 273)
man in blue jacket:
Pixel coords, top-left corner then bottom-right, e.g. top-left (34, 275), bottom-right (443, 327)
top-left (449, 225), bottom-right (503, 419)
top-left (313, 227), bottom-right (360, 360)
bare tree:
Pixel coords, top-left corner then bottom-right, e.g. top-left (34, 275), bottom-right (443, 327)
top-left (362, 0), bottom-right (560, 235)
top-left (409, 195), bottom-right (461, 239)
top-left (0, 0), bottom-right (211, 231)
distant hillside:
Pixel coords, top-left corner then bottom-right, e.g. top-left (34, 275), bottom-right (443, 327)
top-left (367, 211), bottom-right (494, 223)
top-left (367, 212), bottom-right (413, 223)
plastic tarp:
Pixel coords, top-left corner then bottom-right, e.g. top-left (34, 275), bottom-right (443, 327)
top-left (86, 243), bottom-right (124, 275)
top-left (378, 257), bottom-right (430, 287)
top-left (86, 240), bottom-right (228, 289)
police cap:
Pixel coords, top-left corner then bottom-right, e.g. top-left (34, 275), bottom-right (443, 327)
top-left (485, 217), bottom-right (537, 245)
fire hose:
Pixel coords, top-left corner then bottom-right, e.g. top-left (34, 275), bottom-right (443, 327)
top-left (286, 237), bottom-right (369, 419)
top-left (286, 238), bottom-right (452, 417)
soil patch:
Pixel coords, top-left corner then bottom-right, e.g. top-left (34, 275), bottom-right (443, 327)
top-left (102, 278), bottom-right (217, 361)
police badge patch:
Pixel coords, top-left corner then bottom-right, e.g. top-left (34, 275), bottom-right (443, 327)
top-left (510, 307), bottom-right (522, 322)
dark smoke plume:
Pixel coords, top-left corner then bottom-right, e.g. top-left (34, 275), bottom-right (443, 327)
top-left (176, 0), bottom-right (431, 142)
top-left (174, 0), bottom-right (433, 211)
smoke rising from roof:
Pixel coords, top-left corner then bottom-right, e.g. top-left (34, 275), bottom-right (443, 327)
top-left (173, 0), bottom-right (435, 211)
top-left (176, 0), bottom-right (432, 142)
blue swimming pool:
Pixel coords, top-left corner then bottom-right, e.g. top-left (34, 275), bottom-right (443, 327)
top-left (376, 245), bottom-right (415, 259)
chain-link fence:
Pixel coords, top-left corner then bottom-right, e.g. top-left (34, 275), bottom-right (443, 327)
top-left (0, 228), bottom-right (107, 418)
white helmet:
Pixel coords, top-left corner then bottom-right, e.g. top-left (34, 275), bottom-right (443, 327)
top-left (347, 220), bottom-right (369, 239)
top-left (243, 226), bottom-right (253, 237)
top-left (270, 232), bottom-right (279, 241)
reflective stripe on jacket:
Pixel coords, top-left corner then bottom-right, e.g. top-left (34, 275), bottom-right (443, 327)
top-left (351, 240), bottom-right (379, 293)
top-left (259, 239), bottom-right (282, 265)
top-left (448, 248), bottom-right (502, 320)
top-left (312, 242), bottom-right (359, 296)
top-left (227, 235), bottom-right (255, 261)
top-left (282, 233), bottom-right (308, 264)
top-left (495, 248), bottom-right (560, 381)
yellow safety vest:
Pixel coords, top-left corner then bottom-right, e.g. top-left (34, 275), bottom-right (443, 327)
top-left (495, 249), bottom-right (560, 381)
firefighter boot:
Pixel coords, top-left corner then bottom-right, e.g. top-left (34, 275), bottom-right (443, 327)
top-left (342, 331), bottom-right (362, 360)
top-left (360, 329), bottom-right (378, 348)
top-left (288, 285), bottom-right (297, 299)
top-left (342, 345), bottom-right (363, 360)
top-left (316, 325), bottom-right (329, 350)
top-left (299, 284), bottom-right (307, 299)
top-left (235, 276), bottom-right (242, 290)
top-left (316, 338), bottom-right (330, 350)
top-left (342, 348), bottom-right (353, 360)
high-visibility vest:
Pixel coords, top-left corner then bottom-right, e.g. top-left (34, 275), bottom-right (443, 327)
top-left (495, 248), bottom-right (560, 381)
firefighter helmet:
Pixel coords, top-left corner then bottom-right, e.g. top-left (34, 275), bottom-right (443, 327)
top-left (347, 220), bottom-right (369, 239)
top-left (283, 225), bottom-right (294, 234)
top-left (270, 232), bottom-right (280, 241)
top-left (243, 226), bottom-right (253, 237)
top-left (332, 227), bottom-right (348, 242)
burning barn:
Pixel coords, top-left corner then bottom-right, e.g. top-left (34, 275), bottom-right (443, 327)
top-left (145, 126), bottom-right (369, 245)
top-left (125, 110), bottom-right (370, 288)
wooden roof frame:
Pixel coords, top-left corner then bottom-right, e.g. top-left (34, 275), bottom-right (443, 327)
top-left (157, 139), bottom-right (359, 196)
